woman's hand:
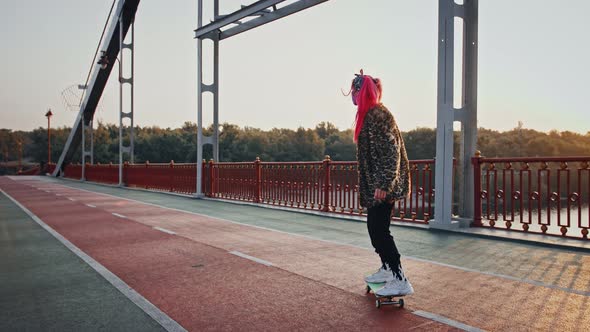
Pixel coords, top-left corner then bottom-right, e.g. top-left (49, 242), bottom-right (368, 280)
top-left (374, 188), bottom-right (387, 201)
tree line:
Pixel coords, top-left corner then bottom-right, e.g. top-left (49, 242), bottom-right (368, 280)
top-left (1, 121), bottom-right (590, 166)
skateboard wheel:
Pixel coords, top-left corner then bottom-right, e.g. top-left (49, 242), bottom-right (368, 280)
top-left (376, 300), bottom-right (381, 308)
top-left (399, 299), bottom-right (405, 308)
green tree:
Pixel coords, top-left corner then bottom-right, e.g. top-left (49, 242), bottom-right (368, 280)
top-left (325, 129), bottom-right (355, 161)
top-left (4, 120), bottom-right (590, 165)
top-left (403, 127), bottom-right (436, 160)
top-left (315, 121), bottom-right (339, 140)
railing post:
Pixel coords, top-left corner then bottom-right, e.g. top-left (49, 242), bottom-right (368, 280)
top-left (201, 159), bottom-right (206, 195)
top-left (209, 159), bottom-right (215, 198)
top-left (108, 162), bottom-right (113, 184)
top-left (322, 155), bottom-right (331, 212)
top-left (255, 157), bottom-right (261, 203)
top-left (471, 150), bottom-right (483, 226)
top-left (170, 160), bottom-right (175, 192)
top-left (82, 162), bottom-right (88, 182)
top-left (144, 161), bottom-right (149, 189)
top-left (123, 161), bottom-right (129, 187)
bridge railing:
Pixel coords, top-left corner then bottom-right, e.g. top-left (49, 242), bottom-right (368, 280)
top-left (63, 163), bottom-right (83, 180)
top-left (63, 163), bottom-right (119, 184)
top-left (62, 162), bottom-right (196, 193)
top-left (85, 163), bottom-right (119, 184)
top-left (126, 161), bottom-right (196, 194)
top-left (204, 157), bottom-right (443, 224)
top-left (472, 154), bottom-right (590, 239)
top-left (46, 163), bottom-right (56, 175)
top-left (55, 157), bottom-right (445, 224)
top-left (18, 165), bottom-right (41, 175)
top-left (36, 154), bottom-right (590, 239)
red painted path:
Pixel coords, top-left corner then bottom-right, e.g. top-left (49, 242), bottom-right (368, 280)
top-left (0, 177), bottom-right (457, 331)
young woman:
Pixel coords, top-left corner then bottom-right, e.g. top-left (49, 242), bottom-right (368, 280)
top-left (349, 70), bottom-right (414, 296)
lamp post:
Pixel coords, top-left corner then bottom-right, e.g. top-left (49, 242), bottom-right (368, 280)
top-left (45, 109), bottom-right (53, 164)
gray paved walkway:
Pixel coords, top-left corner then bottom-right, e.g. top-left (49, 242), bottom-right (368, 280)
top-left (0, 192), bottom-right (165, 332)
top-left (37, 176), bottom-right (590, 296)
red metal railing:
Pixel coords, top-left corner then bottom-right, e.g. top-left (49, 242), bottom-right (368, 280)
top-left (85, 163), bottom-right (119, 184)
top-left (18, 165), bottom-right (41, 175)
top-left (127, 162), bottom-right (169, 191)
top-left (26, 153), bottom-right (590, 241)
top-left (473, 153), bottom-right (590, 239)
top-left (127, 161), bottom-right (196, 194)
top-left (205, 157), bottom-right (441, 224)
top-left (60, 162), bottom-right (196, 193)
top-left (401, 160), bottom-right (437, 222)
top-left (259, 160), bottom-right (326, 210)
top-left (328, 161), bottom-right (359, 214)
top-left (209, 161), bottom-right (258, 201)
top-left (63, 164), bottom-right (83, 180)
top-left (46, 163), bottom-right (56, 175)
top-left (12, 163), bottom-right (56, 175)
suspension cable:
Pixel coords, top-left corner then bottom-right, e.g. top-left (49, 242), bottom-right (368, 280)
top-left (78, 0), bottom-right (118, 107)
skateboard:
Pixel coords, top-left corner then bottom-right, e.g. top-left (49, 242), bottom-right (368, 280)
top-left (365, 282), bottom-right (405, 308)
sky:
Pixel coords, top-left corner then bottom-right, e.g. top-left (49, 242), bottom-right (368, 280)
top-left (0, 0), bottom-right (588, 134)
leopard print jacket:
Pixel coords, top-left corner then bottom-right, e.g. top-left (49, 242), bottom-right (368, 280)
top-left (356, 104), bottom-right (411, 208)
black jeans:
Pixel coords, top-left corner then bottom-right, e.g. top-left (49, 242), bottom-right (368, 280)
top-left (367, 202), bottom-right (402, 277)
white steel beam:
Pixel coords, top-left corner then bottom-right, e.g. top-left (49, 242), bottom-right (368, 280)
top-left (220, 0), bottom-right (329, 40)
top-left (432, 0), bottom-right (478, 229)
top-left (194, 0), bottom-right (286, 39)
top-left (118, 17), bottom-right (135, 187)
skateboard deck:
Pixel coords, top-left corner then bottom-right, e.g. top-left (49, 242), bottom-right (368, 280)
top-left (365, 282), bottom-right (405, 308)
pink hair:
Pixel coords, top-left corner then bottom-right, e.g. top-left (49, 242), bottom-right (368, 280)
top-left (353, 75), bottom-right (382, 142)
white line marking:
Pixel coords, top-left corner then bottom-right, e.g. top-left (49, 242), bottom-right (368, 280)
top-left (154, 227), bottom-right (176, 235)
top-left (46, 179), bottom-right (590, 297)
top-left (86, 204), bottom-right (96, 208)
top-left (413, 311), bottom-right (484, 332)
top-left (68, 198), bottom-right (76, 201)
top-left (112, 213), bottom-right (126, 219)
top-left (0, 189), bottom-right (186, 332)
top-left (230, 251), bottom-right (273, 267)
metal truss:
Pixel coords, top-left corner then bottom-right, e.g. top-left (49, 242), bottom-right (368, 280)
top-left (118, 18), bottom-right (135, 186)
top-left (53, 0), bottom-right (140, 177)
top-left (194, 0), bottom-right (329, 40)
top-left (54, 0), bottom-right (478, 228)
top-left (193, 0), bottom-right (328, 196)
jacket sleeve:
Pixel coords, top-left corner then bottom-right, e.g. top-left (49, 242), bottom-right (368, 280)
top-left (368, 113), bottom-right (401, 192)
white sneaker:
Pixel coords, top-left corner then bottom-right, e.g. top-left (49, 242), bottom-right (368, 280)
top-left (375, 278), bottom-right (414, 297)
top-left (365, 264), bottom-right (394, 283)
